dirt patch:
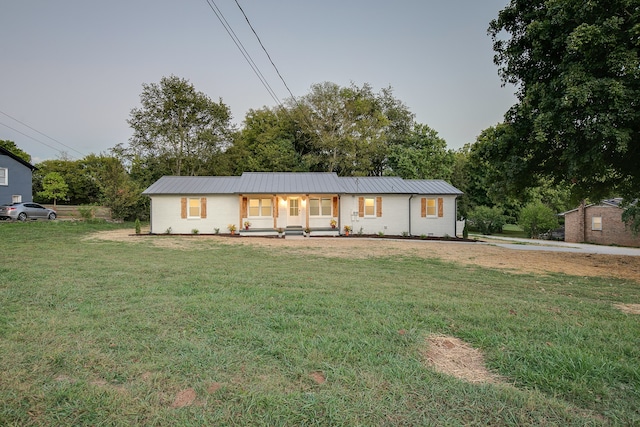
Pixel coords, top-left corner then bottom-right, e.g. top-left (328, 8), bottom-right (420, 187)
top-left (423, 335), bottom-right (506, 385)
top-left (171, 388), bottom-right (197, 408)
top-left (90, 230), bottom-right (640, 283)
top-left (309, 371), bottom-right (326, 385)
top-left (614, 303), bottom-right (640, 314)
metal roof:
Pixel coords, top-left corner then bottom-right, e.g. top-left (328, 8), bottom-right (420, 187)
top-left (142, 173), bottom-right (463, 196)
top-left (142, 176), bottom-right (240, 195)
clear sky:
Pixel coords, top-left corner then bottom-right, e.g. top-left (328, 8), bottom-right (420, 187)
top-left (1, 0), bottom-right (516, 163)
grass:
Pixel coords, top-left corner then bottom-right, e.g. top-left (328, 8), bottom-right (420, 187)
top-left (1, 221), bottom-right (639, 426)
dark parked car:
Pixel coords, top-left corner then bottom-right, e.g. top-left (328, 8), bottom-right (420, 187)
top-left (0, 202), bottom-right (57, 221)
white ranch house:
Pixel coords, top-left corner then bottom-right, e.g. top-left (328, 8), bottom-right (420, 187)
top-left (142, 172), bottom-right (462, 237)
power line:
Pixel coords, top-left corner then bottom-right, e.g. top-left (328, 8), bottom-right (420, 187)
top-left (233, 0), bottom-right (297, 103)
top-left (0, 110), bottom-right (85, 158)
top-left (0, 120), bottom-right (77, 159)
top-left (203, 0), bottom-right (283, 107)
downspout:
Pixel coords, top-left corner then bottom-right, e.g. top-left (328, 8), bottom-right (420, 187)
top-left (408, 195), bottom-right (414, 236)
top-left (454, 196), bottom-right (458, 237)
top-left (338, 194), bottom-right (341, 234)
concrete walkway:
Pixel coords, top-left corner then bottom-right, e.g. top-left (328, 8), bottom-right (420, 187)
top-left (472, 235), bottom-right (640, 256)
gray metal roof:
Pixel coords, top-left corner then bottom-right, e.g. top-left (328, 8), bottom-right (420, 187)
top-left (142, 173), bottom-right (463, 196)
top-left (142, 176), bottom-right (240, 195)
top-left (237, 172), bottom-right (343, 194)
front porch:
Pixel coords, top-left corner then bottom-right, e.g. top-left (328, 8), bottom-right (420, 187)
top-left (238, 194), bottom-right (342, 237)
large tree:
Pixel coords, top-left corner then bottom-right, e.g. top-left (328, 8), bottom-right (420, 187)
top-left (488, 0), bottom-right (640, 201)
top-left (126, 75), bottom-right (234, 176)
top-left (290, 82), bottom-right (414, 176)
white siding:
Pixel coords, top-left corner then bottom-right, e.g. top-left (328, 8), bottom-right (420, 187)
top-left (410, 195), bottom-right (457, 237)
top-left (339, 195), bottom-right (410, 235)
top-left (149, 195), bottom-right (238, 234)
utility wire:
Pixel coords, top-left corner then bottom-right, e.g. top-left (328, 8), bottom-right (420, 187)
top-left (203, 0), bottom-right (283, 107)
top-left (0, 110), bottom-right (85, 158)
top-left (0, 120), bottom-right (77, 160)
top-left (233, 0), bottom-right (298, 104)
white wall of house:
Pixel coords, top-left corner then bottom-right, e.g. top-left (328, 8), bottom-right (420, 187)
top-left (339, 194), bottom-right (410, 235)
top-left (410, 195), bottom-right (457, 237)
top-left (337, 194), bottom-right (457, 237)
top-left (149, 195), bottom-right (237, 234)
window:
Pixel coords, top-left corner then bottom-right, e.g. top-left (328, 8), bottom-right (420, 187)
top-left (592, 216), bottom-right (602, 231)
top-left (188, 198), bottom-right (201, 218)
top-left (309, 198), bottom-right (332, 216)
top-left (364, 198), bottom-right (375, 216)
top-left (249, 198), bottom-right (272, 217)
top-left (12, 195), bottom-right (21, 203)
top-left (426, 198), bottom-right (436, 216)
top-left (0, 168), bottom-right (7, 186)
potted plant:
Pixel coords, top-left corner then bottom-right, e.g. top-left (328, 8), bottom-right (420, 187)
top-left (343, 225), bottom-right (352, 236)
top-left (244, 221), bottom-right (251, 230)
top-left (277, 227), bottom-right (284, 238)
top-left (227, 224), bottom-right (237, 235)
top-left (304, 227), bottom-right (311, 237)
top-left (330, 219), bottom-right (337, 229)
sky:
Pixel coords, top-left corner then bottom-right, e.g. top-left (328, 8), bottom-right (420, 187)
top-left (1, 0), bottom-right (516, 163)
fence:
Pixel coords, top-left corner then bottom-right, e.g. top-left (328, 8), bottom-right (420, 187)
top-left (43, 205), bottom-right (112, 220)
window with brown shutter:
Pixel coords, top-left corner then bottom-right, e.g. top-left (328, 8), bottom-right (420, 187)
top-left (438, 197), bottom-right (444, 217)
top-left (181, 197), bottom-right (187, 219)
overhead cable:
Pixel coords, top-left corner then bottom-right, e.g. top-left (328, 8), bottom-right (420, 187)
top-left (0, 110), bottom-right (85, 158)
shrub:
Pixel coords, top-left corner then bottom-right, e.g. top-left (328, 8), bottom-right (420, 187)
top-left (467, 206), bottom-right (507, 235)
top-left (134, 218), bottom-right (141, 235)
top-left (519, 202), bottom-right (558, 238)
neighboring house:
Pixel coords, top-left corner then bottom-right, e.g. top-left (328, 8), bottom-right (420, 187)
top-left (142, 172), bottom-right (463, 236)
top-left (562, 199), bottom-right (640, 247)
top-left (0, 147), bottom-right (36, 205)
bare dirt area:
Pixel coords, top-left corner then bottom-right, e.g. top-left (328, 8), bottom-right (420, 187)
top-left (91, 230), bottom-right (640, 283)
top-left (422, 335), bottom-right (507, 385)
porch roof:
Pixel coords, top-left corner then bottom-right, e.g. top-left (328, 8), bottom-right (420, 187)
top-left (142, 172), bottom-right (463, 196)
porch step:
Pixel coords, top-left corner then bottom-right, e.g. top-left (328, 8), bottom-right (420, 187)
top-left (285, 226), bottom-right (304, 236)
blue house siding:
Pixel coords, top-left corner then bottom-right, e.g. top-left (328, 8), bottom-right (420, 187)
top-left (0, 148), bottom-right (35, 205)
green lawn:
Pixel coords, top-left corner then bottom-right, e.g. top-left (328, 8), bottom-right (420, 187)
top-left (1, 221), bottom-right (638, 426)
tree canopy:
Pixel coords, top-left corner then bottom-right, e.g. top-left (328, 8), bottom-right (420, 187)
top-left (125, 75), bottom-right (234, 177)
top-left (488, 0), bottom-right (640, 201)
top-left (0, 139), bottom-right (31, 163)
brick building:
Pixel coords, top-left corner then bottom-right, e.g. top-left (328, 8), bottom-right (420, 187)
top-left (562, 199), bottom-right (640, 247)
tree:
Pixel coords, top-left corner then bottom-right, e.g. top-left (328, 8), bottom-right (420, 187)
top-left (386, 123), bottom-right (454, 180)
top-left (0, 140), bottom-right (31, 163)
top-left (93, 156), bottom-right (144, 221)
top-left (290, 82), bottom-right (414, 176)
top-left (519, 202), bottom-right (559, 238)
top-left (488, 1), bottom-right (640, 202)
top-left (126, 75), bottom-right (234, 176)
top-left (37, 172), bottom-right (68, 206)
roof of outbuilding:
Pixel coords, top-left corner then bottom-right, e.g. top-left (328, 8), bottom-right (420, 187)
top-left (142, 172), bottom-right (463, 196)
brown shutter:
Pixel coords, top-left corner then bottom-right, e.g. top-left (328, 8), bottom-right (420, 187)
top-left (358, 197), bottom-right (364, 217)
top-left (273, 196), bottom-right (278, 218)
top-left (332, 196), bottom-right (339, 217)
top-left (242, 197), bottom-right (248, 218)
top-left (376, 197), bottom-right (382, 217)
top-left (200, 198), bottom-right (207, 218)
top-left (438, 197), bottom-right (444, 217)
top-left (421, 198), bottom-right (427, 217)
top-left (181, 197), bottom-right (187, 219)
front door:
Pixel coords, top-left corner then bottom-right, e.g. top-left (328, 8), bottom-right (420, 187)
top-left (288, 197), bottom-right (301, 227)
